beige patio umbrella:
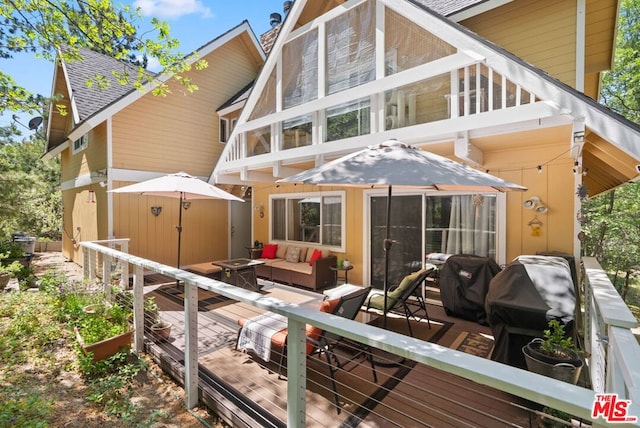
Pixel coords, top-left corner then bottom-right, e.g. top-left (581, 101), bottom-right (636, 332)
top-left (109, 171), bottom-right (244, 270)
top-left (278, 140), bottom-right (526, 328)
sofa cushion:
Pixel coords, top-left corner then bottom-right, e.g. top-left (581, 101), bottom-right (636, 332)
top-left (272, 260), bottom-right (313, 275)
top-left (259, 258), bottom-right (284, 267)
top-left (285, 247), bottom-right (301, 263)
top-left (297, 247), bottom-right (308, 262)
top-left (309, 249), bottom-right (322, 266)
top-left (262, 244), bottom-right (277, 259)
top-left (276, 245), bottom-right (288, 260)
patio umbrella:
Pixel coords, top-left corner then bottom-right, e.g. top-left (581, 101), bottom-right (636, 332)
top-left (278, 139), bottom-right (526, 328)
top-left (109, 171), bottom-right (244, 270)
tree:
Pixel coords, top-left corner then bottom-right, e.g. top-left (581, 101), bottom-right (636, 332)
top-left (0, 0), bottom-right (207, 115)
top-left (0, 123), bottom-right (61, 240)
top-left (582, 0), bottom-right (640, 301)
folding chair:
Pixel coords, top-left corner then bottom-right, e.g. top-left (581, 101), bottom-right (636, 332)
top-left (363, 267), bottom-right (436, 337)
top-left (236, 287), bottom-right (376, 414)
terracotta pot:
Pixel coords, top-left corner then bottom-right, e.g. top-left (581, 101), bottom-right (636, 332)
top-left (150, 321), bottom-right (172, 342)
top-left (74, 326), bottom-right (133, 362)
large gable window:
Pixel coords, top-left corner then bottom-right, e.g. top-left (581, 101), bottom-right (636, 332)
top-left (282, 29), bottom-right (318, 109)
top-left (326, 1), bottom-right (375, 95)
top-left (271, 193), bottom-right (344, 248)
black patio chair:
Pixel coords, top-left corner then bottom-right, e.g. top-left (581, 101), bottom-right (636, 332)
top-left (363, 267), bottom-right (436, 337)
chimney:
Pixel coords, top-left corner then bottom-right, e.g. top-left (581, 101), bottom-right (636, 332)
top-left (270, 12), bottom-right (282, 28)
top-left (283, 1), bottom-right (293, 15)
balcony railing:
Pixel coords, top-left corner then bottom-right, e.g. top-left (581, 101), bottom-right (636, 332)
top-left (81, 240), bottom-right (640, 427)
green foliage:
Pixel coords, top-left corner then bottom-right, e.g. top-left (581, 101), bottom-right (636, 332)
top-left (600, 0), bottom-right (640, 123)
top-left (0, 1), bottom-right (205, 115)
top-left (77, 303), bottom-right (131, 346)
top-left (0, 389), bottom-right (53, 428)
top-left (0, 129), bottom-right (62, 240)
top-left (540, 319), bottom-right (579, 358)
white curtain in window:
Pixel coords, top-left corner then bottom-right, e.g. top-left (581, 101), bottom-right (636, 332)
top-left (445, 195), bottom-right (492, 256)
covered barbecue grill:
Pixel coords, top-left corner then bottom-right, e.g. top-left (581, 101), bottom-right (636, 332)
top-left (439, 254), bottom-right (501, 325)
top-left (485, 255), bottom-right (576, 369)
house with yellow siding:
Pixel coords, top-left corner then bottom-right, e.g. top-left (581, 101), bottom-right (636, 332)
top-left (211, 0), bottom-right (640, 289)
top-left (44, 22), bottom-right (265, 268)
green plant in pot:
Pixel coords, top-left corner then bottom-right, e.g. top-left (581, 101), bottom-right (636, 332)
top-left (523, 319), bottom-right (583, 384)
top-left (0, 258), bottom-right (23, 289)
top-left (75, 299), bottom-right (133, 362)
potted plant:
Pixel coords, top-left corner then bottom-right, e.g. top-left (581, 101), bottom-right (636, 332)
top-left (0, 258), bottom-right (23, 289)
top-left (74, 298), bottom-right (133, 362)
top-left (0, 240), bottom-right (32, 268)
top-left (522, 319), bottom-right (583, 384)
top-left (150, 319), bottom-right (173, 342)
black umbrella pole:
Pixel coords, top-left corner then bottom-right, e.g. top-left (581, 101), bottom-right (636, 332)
top-left (383, 185), bottom-right (392, 330)
top-left (176, 193), bottom-right (184, 287)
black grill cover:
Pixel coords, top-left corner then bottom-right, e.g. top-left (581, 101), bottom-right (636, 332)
top-left (439, 254), bottom-right (501, 325)
top-left (485, 255), bottom-right (575, 368)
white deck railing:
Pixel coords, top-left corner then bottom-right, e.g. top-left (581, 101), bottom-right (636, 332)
top-left (80, 241), bottom-right (640, 427)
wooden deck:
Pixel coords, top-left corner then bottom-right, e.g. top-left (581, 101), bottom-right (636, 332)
top-left (141, 278), bottom-right (544, 427)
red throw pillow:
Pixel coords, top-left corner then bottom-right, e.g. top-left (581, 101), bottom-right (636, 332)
top-left (308, 249), bottom-right (322, 266)
top-left (261, 244), bottom-right (277, 259)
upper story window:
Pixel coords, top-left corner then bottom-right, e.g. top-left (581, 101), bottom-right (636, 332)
top-left (72, 134), bottom-right (88, 154)
top-left (271, 192), bottom-right (344, 248)
top-left (219, 117), bottom-right (238, 143)
top-left (219, 118), bottom-right (229, 143)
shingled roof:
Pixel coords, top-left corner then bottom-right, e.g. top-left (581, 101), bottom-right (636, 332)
top-left (62, 47), bottom-right (149, 122)
top-left (410, 0), bottom-right (489, 16)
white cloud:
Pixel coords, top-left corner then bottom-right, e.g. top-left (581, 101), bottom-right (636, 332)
top-left (143, 56), bottom-right (162, 72)
top-left (133, 0), bottom-right (213, 20)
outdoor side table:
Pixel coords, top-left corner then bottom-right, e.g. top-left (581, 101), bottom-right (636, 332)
top-left (330, 265), bottom-right (353, 285)
top-left (212, 258), bottom-right (265, 291)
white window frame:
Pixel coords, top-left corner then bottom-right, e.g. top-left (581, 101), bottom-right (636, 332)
top-left (269, 191), bottom-right (346, 252)
top-left (219, 117), bottom-right (229, 143)
top-left (72, 134), bottom-right (88, 154)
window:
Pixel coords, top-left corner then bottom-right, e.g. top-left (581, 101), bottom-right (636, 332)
top-left (271, 193), bottom-right (344, 247)
top-left (369, 192), bottom-right (498, 289)
top-left (72, 134), bottom-right (88, 154)
top-left (219, 118), bottom-right (229, 143)
top-left (326, 98), bottom-right (370, 141)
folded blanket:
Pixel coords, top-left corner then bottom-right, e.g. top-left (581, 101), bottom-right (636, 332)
top-left (237, 312), bottom-right (287, 362)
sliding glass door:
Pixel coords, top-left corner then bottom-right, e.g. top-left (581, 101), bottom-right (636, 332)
top-left (369, 193), bottom-right (497, 289)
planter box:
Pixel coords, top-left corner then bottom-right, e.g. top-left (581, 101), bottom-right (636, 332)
top-left (74, 326), bottom-right (133, 362)
top-left (34, 240), bottom-right (62, 252)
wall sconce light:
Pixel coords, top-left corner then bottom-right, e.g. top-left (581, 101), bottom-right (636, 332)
top-left (150, 206), bottom-right (162, 216)
top-left (523, 196), bottom-right (548, 214)
top-left (181, 201), bottom-right (191, 210)
top-left (254, 203), bottom-right (264, 218)
top-left (87, 190), bottom-right (96, 203)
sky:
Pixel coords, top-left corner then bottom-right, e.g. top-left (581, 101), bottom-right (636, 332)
top-left (0, 0), bottom-right (288, 130)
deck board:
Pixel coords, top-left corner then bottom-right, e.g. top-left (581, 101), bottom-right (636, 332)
top-left (144, 281), bottom-right (537, 427)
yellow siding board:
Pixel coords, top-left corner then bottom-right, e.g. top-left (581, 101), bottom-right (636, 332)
top-left (111, 36), bottom-right (261, 176)
top-left (112, 181), bottom-right (231, 267)
top-left (463, 0), bottom-right (577, 87)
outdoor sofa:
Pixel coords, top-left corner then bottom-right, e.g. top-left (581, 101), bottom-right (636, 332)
top-left (254, 243), bottom-right (337, 291)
